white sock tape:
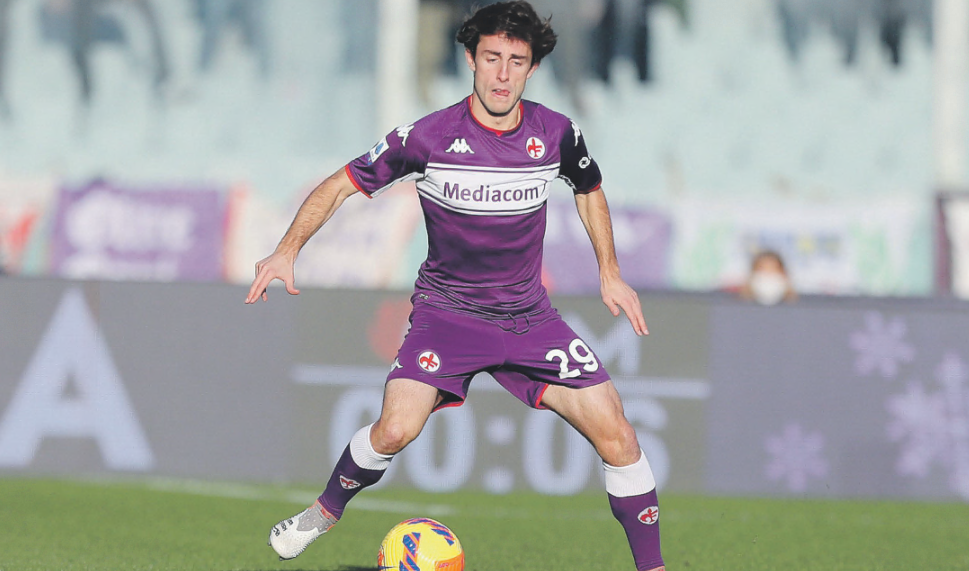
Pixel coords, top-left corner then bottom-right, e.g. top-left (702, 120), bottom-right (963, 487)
top-left (603, 449), bottom-right (656, 497)
top-left (348, 424), bottom-right (393, 471)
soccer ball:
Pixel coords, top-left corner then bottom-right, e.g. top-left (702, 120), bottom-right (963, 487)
top-left (377, 517), bottom-right (464, 571)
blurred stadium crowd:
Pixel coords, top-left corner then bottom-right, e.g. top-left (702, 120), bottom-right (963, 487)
top-left (0, 0), bottom-right (959, 297)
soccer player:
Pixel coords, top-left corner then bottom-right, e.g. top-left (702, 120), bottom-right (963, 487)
top-left (245, 2), bottom-right (665, 569)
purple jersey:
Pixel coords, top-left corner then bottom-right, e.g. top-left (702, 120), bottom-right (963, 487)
top-left (346, 97), bottom-right (602, 317)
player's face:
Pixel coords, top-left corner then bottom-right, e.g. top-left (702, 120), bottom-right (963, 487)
top-left (466, 34), bottom-right (538, 128)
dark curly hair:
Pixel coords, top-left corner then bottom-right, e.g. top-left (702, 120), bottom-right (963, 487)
top-left (455, 1), bottom-right (557, 65)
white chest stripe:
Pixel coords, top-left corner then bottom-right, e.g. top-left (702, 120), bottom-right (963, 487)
top-left (419, 163), bottom-right (559, 216)
top-left (426, 161), bottom-right (561, 173)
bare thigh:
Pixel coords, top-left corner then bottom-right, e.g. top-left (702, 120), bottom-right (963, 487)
top-left (540, 380), bottom-right (641, 466)
top-left (370, 378), bottom-right (443, 455)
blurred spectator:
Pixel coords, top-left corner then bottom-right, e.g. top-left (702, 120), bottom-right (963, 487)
top-left (878, 0), bottom-right (906, 66)
top-left (825, 0), bottom-right (862, 66)
top-left (776, 0), bottom-right (810, 63)
top-left (442, 0), bottom-right (484, 76)
top-left (417, 0), bottom-right (460, 108)
top-left (38, 0), bottom-right (169, 107)
top-left (590, 0), bottom-right (616, 82)
top-left (874, 0), bottom-right (933, 65)
top-left (195, 0), bottom-right (270, 78)
top-left (737, 250), bottom-right (798, 306)
top-left (340, 0), bottom-right (377, 74)
top-left (591, 0), bottom-right (686, 86)
top-left (531, 0), bottom-right (595, 114)
top-left (592, 0), bottom-right (660, 85)
top-left (777, 0), bottom-right (931, 69)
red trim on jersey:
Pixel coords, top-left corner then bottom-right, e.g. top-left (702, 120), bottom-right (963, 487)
top-left (574, 182), bottom-right (603, 195)
top-left (534, 383), bottom-right (550, 410)
top-left (466, 95), bottom-right (523, 136)
top-left (344, 164), bottom-right (373, 198)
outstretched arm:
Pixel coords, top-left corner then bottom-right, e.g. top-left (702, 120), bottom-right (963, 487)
top-left (573, 189), bottom-right (648, 336)
top-left (245, 168), bottom-right (360, 304)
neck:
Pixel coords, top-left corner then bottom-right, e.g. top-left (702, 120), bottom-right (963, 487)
top-left (469, 93), bottom-right (521, 132)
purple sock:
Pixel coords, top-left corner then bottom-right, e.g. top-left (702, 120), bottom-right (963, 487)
top-left (608, 489), bottom-right (664, 571)
top-left (317, 425), bottom-right (392, 519)
top-left (603, 451), bottom-right (664, 570)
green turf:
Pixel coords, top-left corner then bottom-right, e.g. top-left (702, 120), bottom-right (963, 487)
top-left (1, 478), bottom-right (968, 570)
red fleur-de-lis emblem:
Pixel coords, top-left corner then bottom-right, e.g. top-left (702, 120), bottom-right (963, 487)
top-left (340, 475), bottom-right (361, 490)
top-left (526, 137), bottom-right (545, 159)
top-left (638, 506), bottom-right (659, 525)
top-left (418, 350), bottom-right (441, 373)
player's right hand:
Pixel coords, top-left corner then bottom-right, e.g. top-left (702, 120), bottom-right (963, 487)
top-left (245, 252), bottom-right (299, 304)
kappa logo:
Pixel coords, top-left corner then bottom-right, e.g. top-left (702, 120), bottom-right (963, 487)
top-left (417, 350), bottom-right (442, 373)
top-left (390, 358), bottom-right (403, 371)
top-left (340, 475), bottom-right (361, 490)
top-left (526, 137), bottom-right (545, 159)
top-left (638, 506), bottom-right (659, 525)
top-left (570, 120), bottom-right (582, 146)
top-left (396, 124), bottom-right (414, 147)
top-left (446, 138), bottom-right (475, 154)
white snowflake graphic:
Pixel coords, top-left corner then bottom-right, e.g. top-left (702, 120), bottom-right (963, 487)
top-left (765, 423), bottom-right (829, 492)
top-left (850, 312), bottom-right (916, 379)
top-left (886, 352), bottom-right (969, 499)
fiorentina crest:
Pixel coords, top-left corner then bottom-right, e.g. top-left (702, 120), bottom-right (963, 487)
top-left (638, 506), bottom-right (659, 525)
top-left (340, 475), bottom-right (361, 490)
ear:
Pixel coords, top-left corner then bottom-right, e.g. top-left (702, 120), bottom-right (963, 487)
top-left (465, 48), bottom-right (476, 72)
top-left (526, 61), bottom-right (539, 80)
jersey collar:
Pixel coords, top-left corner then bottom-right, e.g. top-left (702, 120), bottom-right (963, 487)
top-left (466, 96), bottom-right (524, 137)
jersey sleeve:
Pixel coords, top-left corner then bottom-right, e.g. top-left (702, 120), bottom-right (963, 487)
top-left (346, 122), bottom-right (428, 198)
top-left (557, 120), bottom-right (602, 194)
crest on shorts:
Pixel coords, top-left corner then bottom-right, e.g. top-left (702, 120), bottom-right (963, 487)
top-left (417, 350), bottom-right (442, 373)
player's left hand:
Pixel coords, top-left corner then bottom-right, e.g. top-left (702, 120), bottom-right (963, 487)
top-left (245, 250), bottom-right (299, 304)
top-left (600, 274), bottom-right (648, 336)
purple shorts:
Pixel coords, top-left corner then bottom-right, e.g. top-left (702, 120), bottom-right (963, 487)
top-left (387, 300), bottom-right (611, 410)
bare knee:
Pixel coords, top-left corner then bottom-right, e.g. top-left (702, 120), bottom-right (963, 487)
top-left (371, 417), bottom-right (421, 455)
top-left (598, 419), bottom-right (642, 467)
top-left (371, 378), bottom-right (439, 455)
top-left (543, 382), bottom-right (643, 467)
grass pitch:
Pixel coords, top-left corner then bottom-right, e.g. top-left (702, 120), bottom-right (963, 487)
top-left (1, 478), bottom-right (968, 570)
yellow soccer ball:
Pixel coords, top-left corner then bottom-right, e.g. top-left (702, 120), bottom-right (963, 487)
top-left (377, 518), bottom-right (464, 571)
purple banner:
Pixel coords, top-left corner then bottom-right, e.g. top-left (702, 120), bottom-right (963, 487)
top-left (50, 180), bottom-right (227, 282)
top-left (543, 199), bottom-right (671, 293)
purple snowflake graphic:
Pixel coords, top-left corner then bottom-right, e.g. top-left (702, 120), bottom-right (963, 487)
top-left (850, 312), bottom-right (916, 379)
top-left (886, 382), bottom-right (948, 478)
top-left (886, 352), bottom-right (969, 499)
top-left (765, 423), bottom-right (829, 492)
